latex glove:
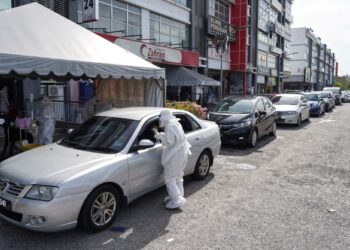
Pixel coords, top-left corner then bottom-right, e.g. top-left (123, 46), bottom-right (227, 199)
top-left (154, 132), bottom-right (165, 140)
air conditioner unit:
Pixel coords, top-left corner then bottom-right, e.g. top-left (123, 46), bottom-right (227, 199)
top-left (48, 85), bottom-right (64, 97)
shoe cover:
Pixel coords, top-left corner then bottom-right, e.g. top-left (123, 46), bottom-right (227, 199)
top-left (163, 196), bottom-right (171, 204)
top-left (165, 196), bottom-right (187, 210)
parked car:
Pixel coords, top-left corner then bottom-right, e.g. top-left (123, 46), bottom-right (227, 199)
top-left (305, 92), bottom-right (326, 116)
top-left (284, 90), bottom-right (306, 95)
top-left (323, 87), bottom-right (342, 105)
top-left (320, 91), bottom-right (335, 111)
top-left (271, 94), bottom-right (310, 126)
top-left (341, 90), bottom-right (350, 103)
top-left (0, 107), bottom-right (221, 232)
top-left (208, 96), bottom-right (277, 147)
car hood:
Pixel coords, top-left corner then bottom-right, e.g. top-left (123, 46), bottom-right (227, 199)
top-left (275, 105), bottom-right (299, 112)
top-left (208, 112), bottom-right (251, 124)
top-left (0, 143), bottom-right (115, 186)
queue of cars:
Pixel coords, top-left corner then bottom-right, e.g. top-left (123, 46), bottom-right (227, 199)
top-left (208, 86), bottom-right (347, 148)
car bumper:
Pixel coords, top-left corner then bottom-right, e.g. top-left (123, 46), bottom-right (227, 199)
top-left (309, 107), bottom-right (321, 115)
top-left (0, 190), bottom-right (90, 232)
top-left (220, 126), bottom-right (252, 144)
top-left (276, 114), bottom-right (299, 124)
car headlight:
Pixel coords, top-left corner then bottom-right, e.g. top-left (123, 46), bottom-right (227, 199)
top-left (25, 185), bottom-right (59, 201)
top-left (235, 120), bottom-right (252, 128)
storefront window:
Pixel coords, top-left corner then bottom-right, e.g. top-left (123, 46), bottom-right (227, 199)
top-left (170, 0), bottom-right (188, 7)
top-left (78, 0), bottom-right (141, 37)
top-left (268, 55), bottom-right (276, 68)
top-left (258, 51), bottom-right (267, 67)
top-left (209, 0), bottom-right (229, 23)
top-left (0, 0), bottom-right (11, 11)
top-left (258, 31), bottom-right (268, 44)
top-left (150, 13), bottom-right (189, 48)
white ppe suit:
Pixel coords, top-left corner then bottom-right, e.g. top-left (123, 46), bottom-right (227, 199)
top-left (155, 109), bottom-right (191, 209)
top-left (38, 97), bottom-right (55, 145)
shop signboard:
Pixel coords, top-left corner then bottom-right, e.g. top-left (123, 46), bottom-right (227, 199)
top-left (208, 16), bottom-right (236, 42)
top-left (304, 68), bottom-right (311, 82)
top-left (82, 0), bottom-right (99, 23)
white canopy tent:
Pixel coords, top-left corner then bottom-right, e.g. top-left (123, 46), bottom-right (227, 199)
top-left (0, 3), bottom-right (165, 80)
top-left (0, 3), bottom-right (165, 108)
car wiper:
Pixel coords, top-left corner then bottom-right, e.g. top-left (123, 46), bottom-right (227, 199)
top-left (86, 146), bottom-right (118, 153)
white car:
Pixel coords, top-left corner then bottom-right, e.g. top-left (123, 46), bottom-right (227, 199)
top-left (0, 108), bottom-right (221, 232)
top-left (271, 94), bottom-right (310, 126)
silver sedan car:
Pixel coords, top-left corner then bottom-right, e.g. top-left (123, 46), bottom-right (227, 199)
top-left (272, 94), bottom-right (310, 126)
top-left (0, 108), bottom-right (221, 232)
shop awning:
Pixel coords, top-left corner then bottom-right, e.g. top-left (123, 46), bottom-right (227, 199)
top-left (0, 3), bottom-right (165, 80)
top-left (166, 67), bottom-right (220, 86)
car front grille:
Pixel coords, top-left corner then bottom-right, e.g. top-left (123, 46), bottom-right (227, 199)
top-left (0, 177), bottom-right (25, 197)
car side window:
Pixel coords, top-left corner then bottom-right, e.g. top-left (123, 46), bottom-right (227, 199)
top-left (262, 98), bottom-right (272, 110)
top-left (136, 117), bottom-right (162, 145)
top-left (256, 99), bottom-right (266, 112)
top-left (174, 114), bottom-right (200, 134)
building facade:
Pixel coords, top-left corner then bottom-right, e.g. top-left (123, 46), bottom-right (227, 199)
top-left (229, 0), bottom-right (293, 95)
top-left (284, 27), bottom-right (336, 91)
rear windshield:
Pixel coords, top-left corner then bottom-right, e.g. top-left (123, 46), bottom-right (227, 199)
top-left (271, 95), bottom-right (299, 105)
top-left (306, 94), bottom-right (319, 101)
top-left (212, 99), bottom-right (253, 114)
top-left (324, 88), bottom-right (340, 94)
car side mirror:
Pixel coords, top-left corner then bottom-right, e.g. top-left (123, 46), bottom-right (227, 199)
top-left (138, 139), bottom-right (155, 150)
top-left (259, 110), bottom-right (267, 117)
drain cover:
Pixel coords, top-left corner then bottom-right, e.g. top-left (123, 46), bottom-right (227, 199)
top-left (237, 163), bottom-right (257, 170)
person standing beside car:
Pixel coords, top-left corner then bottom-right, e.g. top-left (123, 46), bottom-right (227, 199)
top-left (154, 109), bottom-right (192, 210)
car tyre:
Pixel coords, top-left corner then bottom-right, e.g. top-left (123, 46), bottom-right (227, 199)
top-left (248, 129), bottom-right (258, 147)
top-left (269, 121), bottom-right (277, 136)
top-left (193, 150), bottom-right (211, 180)
top-left (78, 185), bottom-right (121, 233)
top-left (296, 115), bottom-right (302, 127)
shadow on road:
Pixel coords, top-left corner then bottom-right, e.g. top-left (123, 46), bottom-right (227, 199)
top-left (219, 135), bottom-right (277, 156)
top-left (0, 174), bottom-right (214, 249)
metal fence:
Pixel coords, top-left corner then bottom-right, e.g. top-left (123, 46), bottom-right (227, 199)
top-left (26, 101), bottom-right (84, 124)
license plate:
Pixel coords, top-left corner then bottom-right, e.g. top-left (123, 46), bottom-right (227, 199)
top-left (0, 197), bottom-right (11, 210)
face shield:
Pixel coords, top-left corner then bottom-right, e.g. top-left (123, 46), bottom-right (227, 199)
top-left (159, 109), bottom-right (174, 128)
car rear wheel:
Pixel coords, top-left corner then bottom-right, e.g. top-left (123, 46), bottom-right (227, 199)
top-left (248, 129), bottom-right (258, 147)
top-left (269, 121), bottom-right (277, 136)
top-left (78, 185), bottom-right (121, 232)
top-left (193, 150), bottom-right (211, 180)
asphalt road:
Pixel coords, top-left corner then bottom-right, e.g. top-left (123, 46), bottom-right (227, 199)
top-left (1, 104), bottom-right (350, 250)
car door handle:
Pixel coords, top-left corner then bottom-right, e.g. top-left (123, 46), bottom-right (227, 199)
top-left (195, 136), bottom-right (200, 140)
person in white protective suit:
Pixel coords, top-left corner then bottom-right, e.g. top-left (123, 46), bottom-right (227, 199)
top-left (38, 97), bottom-right (55, 145)
top-left (154, 109), bottom-right (192, 210)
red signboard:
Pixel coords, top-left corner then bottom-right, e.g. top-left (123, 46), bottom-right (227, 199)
top-left (96, 33), bottom-right (199, 67)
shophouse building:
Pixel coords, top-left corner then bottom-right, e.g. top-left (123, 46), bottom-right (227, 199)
top-left (284, 27), bottom-right (336, 91)
top-left (230, 0), bottom-right (293, 95)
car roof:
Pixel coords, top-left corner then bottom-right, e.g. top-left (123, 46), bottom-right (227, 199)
top-left (222, 95), bottom-right (264, 102)
top-left (273, 93), bottom-right (302, 97)
top-left (96, 107), bottom-right (167, 120)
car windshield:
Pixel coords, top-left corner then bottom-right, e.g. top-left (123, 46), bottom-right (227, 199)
top-left (324, 88), bottom-right (340, 95)
top-left (212, 99), bottom-right (253, 114)
top-left (306, 94), bottom-right (319, 101)
top-left (271, 96), bottom-right (299, 105)
top-left (320, 93), bottom-right (329, 98)
top-left (60, 116), bottom-right (138, 153)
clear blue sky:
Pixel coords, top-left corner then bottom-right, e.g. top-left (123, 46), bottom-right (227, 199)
top-left (292, 0), bottom-right (349, 76)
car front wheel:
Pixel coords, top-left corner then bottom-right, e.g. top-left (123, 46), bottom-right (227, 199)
top-left (269, 121), bottom-right (277, 136)
top-left (79, 185), bottom-right (121, 232)
top-left (248, 129), bottom-right (258, 147)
